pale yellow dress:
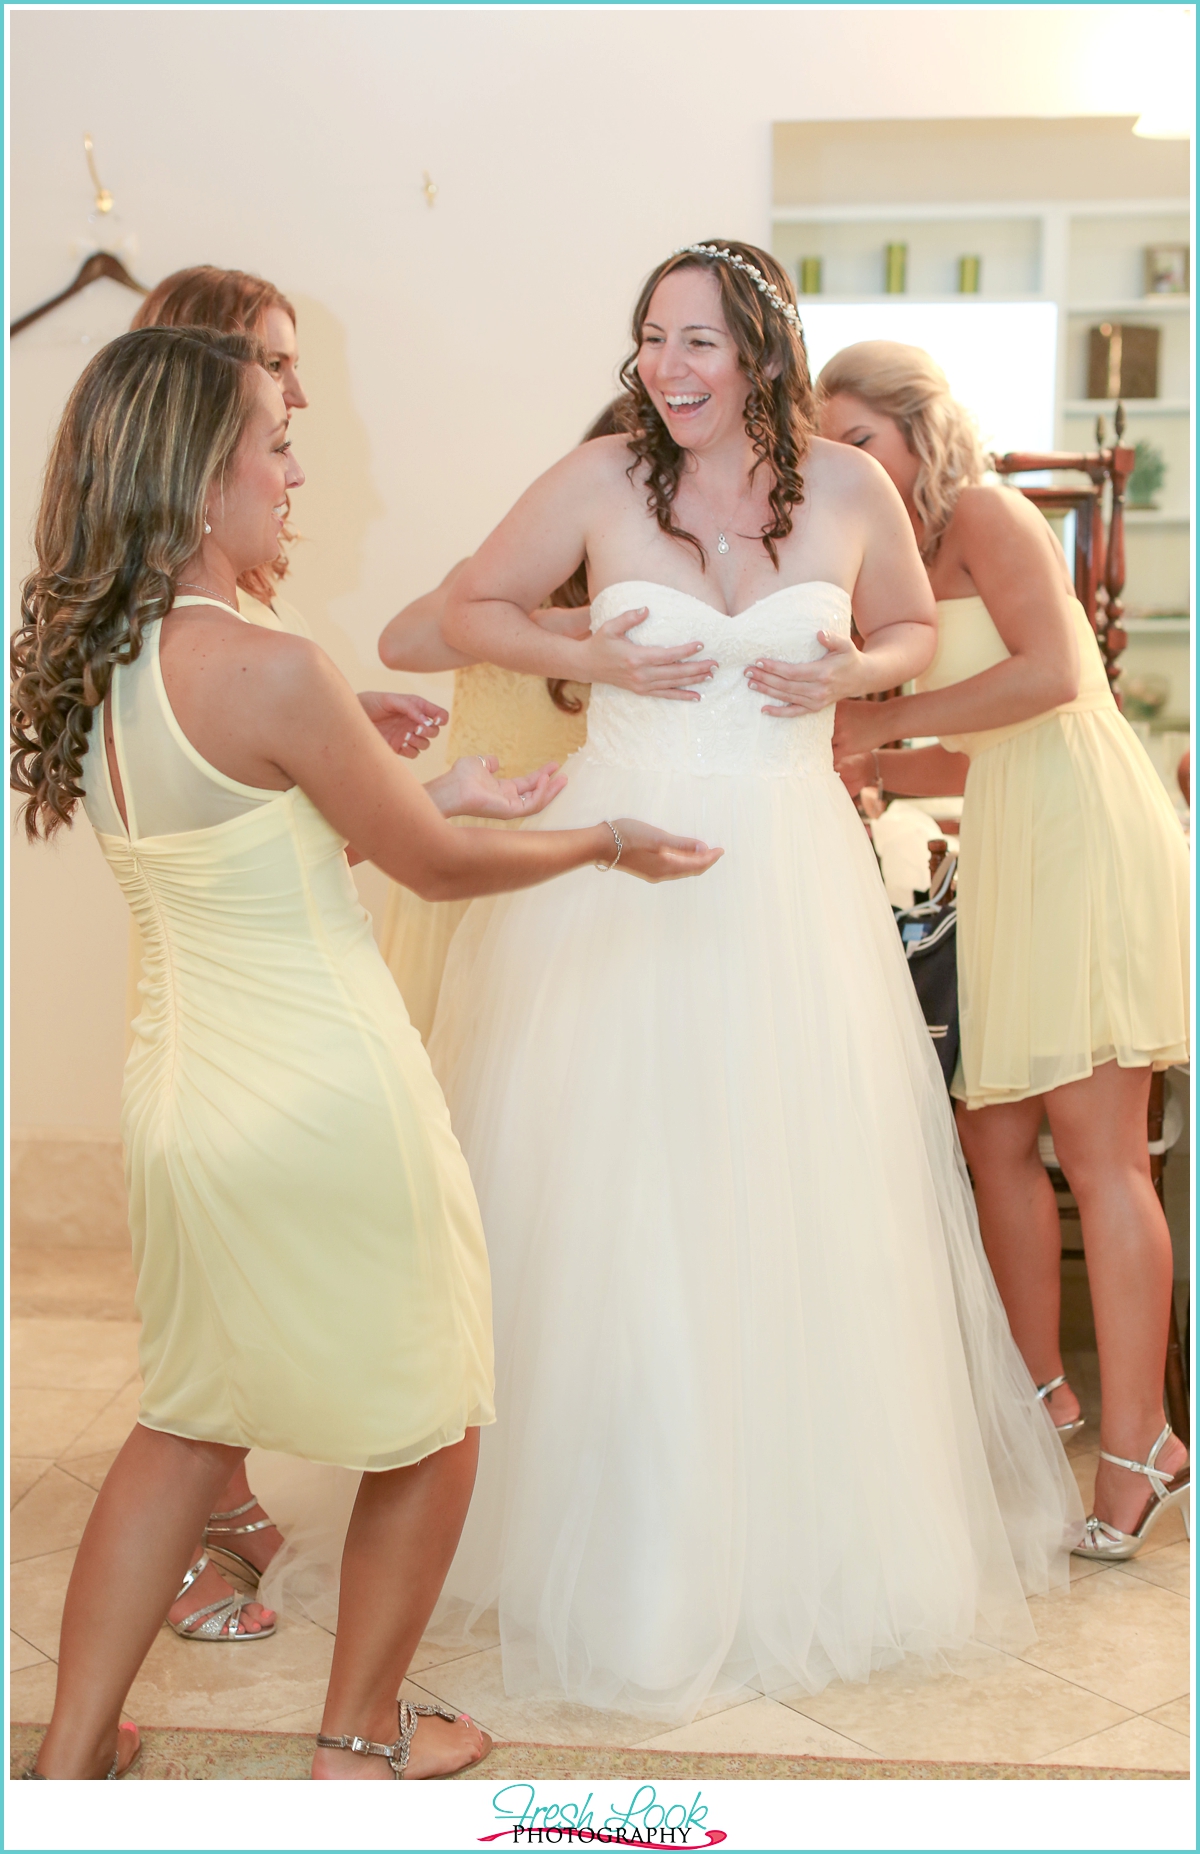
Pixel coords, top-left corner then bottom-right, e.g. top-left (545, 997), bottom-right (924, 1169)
top-left (237, 585), bottom-right (312, 638)
top-left (380, 666), bottom-right (589, 1040)
top-left (86, 597), bottom-right (494, 1467)
top-left (918, 595), bottom-right (1190, 1109)
top-left (123, 587), bottom-right (311, 1032)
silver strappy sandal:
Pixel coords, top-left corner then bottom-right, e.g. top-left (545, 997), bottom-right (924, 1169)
top-left (1072, 1423), bottom-right (1191, 1561)
top-left (317, 1700), bottom-right (492, 1779)
top-left (1036, 1374), bottom-right (1085, 1437)
top-left (169, 1552), bottom-right (276, 1641)
top-left (204, 1496), bottom-right (276, 1588)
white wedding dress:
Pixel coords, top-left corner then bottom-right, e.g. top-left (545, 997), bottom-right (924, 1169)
top-left (254, 578), bottom-right (1080, 1724)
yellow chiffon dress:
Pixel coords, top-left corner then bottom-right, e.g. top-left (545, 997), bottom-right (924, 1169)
top-left (918, 595), bottom-right (1190, 1109)
top-left (380, 666), bottom-right (589, 1040)
top-left (86, 598), bottom-right (494, 1468)
top-left (123, 587), bottom-right (311, 1034)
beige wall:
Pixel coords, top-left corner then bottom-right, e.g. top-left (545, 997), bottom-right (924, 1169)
top-left (9, 5), bottom-right (1192, 1133)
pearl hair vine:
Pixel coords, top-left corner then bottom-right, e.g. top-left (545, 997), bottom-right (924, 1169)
top-left (674, 245), bottom-right (806, 340)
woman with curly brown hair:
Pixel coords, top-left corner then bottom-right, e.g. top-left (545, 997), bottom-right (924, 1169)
top-left (127, 266), bottom-right (449, 1641)
top-left (10, 324), bottom-right (719, 1778)
top-left (368, 242), bottom-right (1081, 1721)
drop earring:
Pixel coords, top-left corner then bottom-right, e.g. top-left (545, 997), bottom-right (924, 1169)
top-left (203, 509), bottom-right (212, 535)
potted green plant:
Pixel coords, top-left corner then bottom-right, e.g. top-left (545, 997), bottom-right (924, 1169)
top-left (1127, 441), bottom-right (1166, 510)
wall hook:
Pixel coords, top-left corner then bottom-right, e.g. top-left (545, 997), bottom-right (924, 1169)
top-left (421, 170), bottom-right (438, 209)
top-left (83, 133), bottom-right (114, 215)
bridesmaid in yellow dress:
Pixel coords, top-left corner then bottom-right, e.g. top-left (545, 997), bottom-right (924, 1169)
top-left (10, 326), bottom-right (719, 1779)
top-left (789, 342), bottom-right (1189, 1560)
top-left (130, 265), bottom-right (448, 1633)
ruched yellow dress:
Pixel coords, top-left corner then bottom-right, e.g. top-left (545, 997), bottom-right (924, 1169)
top-left (380, 666), bottom-right (589, 1040)
top-left (917, 595), bottom-right (1190, 1109)
top-left (86, 598), bottom-right (494, 1468)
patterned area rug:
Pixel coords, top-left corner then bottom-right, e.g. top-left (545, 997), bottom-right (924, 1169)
top-left (10, 1724), bottom-right (1180, 1780)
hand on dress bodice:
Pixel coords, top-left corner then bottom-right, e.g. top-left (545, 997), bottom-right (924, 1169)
top-left (581, 603), bottom-right (717, 699)
top-left (583, 580), bottom-right (853, 779)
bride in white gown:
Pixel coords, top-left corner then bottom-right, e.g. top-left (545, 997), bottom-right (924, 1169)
top-left (258, 241), bottom-right (1080, 1723)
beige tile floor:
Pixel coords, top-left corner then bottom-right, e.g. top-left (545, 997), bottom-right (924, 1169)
top-left (9, 1252), bottom-right (1191, 1775)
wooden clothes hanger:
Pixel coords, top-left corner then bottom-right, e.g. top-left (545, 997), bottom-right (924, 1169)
top-left (11, 133), bottom-right (149, 336)
top-left (11, 249), bottom-right (148, 336)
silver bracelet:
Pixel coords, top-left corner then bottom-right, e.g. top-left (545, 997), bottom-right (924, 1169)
top-left (595, 820), bottom-right (623, 871)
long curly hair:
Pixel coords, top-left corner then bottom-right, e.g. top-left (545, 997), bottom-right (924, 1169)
top-left (11, 326), bottom-right (262, 840)
top-left (617, 241), bottom-right (816, 569)
top-left (133, 265), bottom-right (299, 602)
top-left (816, 341), bottom-right (987, 560)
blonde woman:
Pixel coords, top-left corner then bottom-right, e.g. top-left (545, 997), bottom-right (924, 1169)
top-left (802, 341), bottom-right (1189, 1561)
top-left (10, 326), bottom-right (718, 1779)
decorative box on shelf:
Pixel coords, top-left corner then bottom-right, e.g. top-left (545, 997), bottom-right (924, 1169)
top-left (1087, 323), bottom-right (1160, 400)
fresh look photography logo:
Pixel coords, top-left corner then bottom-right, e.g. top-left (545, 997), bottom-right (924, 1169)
top-left (479, 1783), bottom-right (728, 1847)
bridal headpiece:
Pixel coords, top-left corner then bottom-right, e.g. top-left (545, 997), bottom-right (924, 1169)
top-left (674, 245), bottom-right (806, 340)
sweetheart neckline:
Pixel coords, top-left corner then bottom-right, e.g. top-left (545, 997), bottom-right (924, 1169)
top-left (593, 579), bottom-right (852, 623)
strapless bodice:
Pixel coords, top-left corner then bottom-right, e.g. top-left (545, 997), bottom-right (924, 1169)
top-left (582, 579), bottom-right (852, 777)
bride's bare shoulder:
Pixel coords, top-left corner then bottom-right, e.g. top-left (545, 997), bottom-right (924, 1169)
top-left (524, 430), bottom-right (640, 510)
top-left (563, 430), bottom-right (639, 484)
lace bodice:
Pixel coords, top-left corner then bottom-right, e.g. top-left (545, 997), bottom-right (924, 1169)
top-left (582, 579), bottom-right (851, 777)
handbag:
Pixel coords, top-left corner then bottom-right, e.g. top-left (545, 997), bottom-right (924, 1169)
top-left (893, 854), bottom-right (959, 1090)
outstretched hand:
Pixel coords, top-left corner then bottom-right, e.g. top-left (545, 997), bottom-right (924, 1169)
top-left (429, 756), bottom-right (568, 821)
top-left (608, 818), bottom-right (724, 883)
top-left (358, 691), bottom-right (449, 757)
top-left (584, 607), bottom-right (717, 701)
top-left (744, 630), bottom-right (867, 716)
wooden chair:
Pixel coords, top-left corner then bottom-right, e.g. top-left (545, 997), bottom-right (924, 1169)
top-left (993, 404), bottom-right (1135, 702)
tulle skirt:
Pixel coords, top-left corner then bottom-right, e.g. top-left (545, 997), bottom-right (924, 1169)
top-left (414, 754), bottom-right (1081, 1720)
top-left (252, 755), bottom-right (1080, 1718)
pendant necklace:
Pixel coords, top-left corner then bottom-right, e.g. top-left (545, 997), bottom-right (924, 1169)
top-left (176, 580), bottom-right (234, 604)
top-left (703, 487), bottom-right (752, 557)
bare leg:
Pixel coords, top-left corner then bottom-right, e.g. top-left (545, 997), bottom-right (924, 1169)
top-left (956, 1094), bottom-right (1081, 1431)
top-left (166, 1454), bottom-right (283, 1636)
top-left (35, 1425), bottom-right (248, 1778)
top-left (312, 1429), bottom-right (485, 1781)
top-left (1047, 1061), bottom-right (1187, 1532)
top-left (206, 1456), bottom-right (285, 1578)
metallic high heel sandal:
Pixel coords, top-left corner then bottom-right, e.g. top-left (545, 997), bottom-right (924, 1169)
top-left (204, 1496), bottom-right (276, 1589)
top-left (317, 1700), bottom-right (493, 1779)
top-left (1072, 1423), bottom-right (1191, 1562)
top-left (23, 1723), bottom-right (141, 1779)
top-left (169, 1552), bottom-right (276, 1641)
top-left (1036, 1374), bottom-right (1085, 1437)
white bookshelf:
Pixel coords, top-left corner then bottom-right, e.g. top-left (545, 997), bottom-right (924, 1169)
top-left (773, 195), bottom-right (1191, 644)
